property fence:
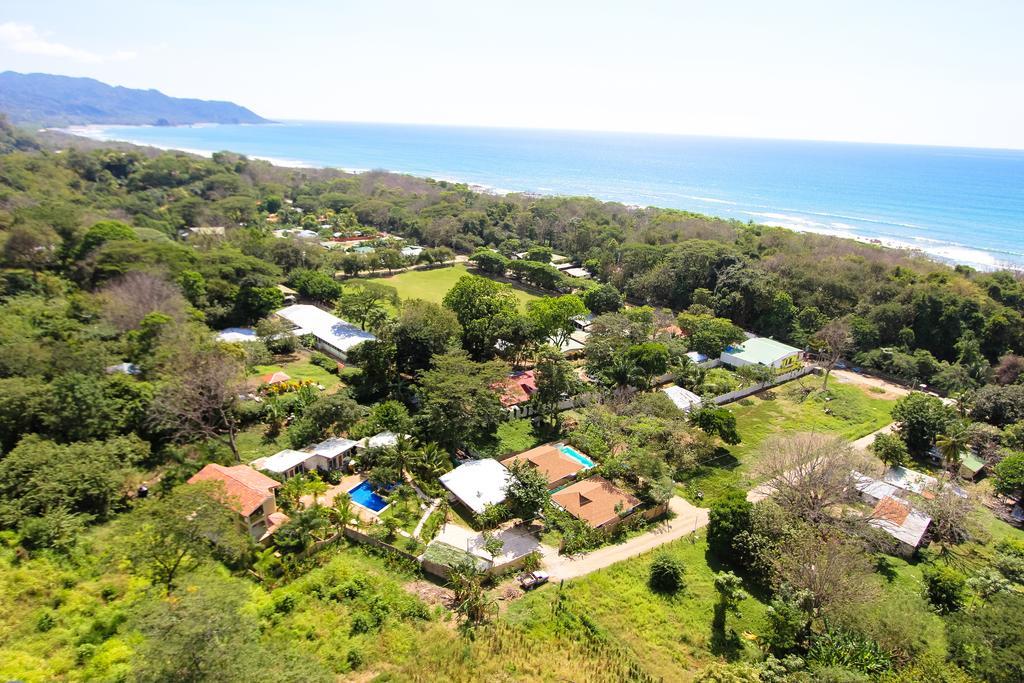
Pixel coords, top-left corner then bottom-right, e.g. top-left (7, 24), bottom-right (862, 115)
top-left (711, 365), bottom-right (818, 405)
top-left (506, 392), bottom-right (598, 419)
top-left (342, 526), bottom-right (421, 563)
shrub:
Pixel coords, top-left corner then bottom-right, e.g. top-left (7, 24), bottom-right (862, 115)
top-left (807, 628), bottom-right (894, 677)
top-left (706, 489), bottom-right (753, 562)
top-left (310, 351), bottom-right (337, 373)
top-left (648, 553), bottom-right (686, 593)
top-left (923, 565), bottom-right (966, 614)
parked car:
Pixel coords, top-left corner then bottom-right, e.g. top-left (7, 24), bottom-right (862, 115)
top-left (517, 571), bottom-right (550, 590)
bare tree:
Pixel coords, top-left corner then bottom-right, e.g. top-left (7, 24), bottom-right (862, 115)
top-left (774, 530), bottom-right (879, 619)
top-left (753, 433), bottom-right (875, 524)
top-left (150, 345), bottom-right (247, 460)
top-left (921, 487), bottom-right (975, 550)
top-left (812, 318), bottom-right (853, 389)
top-left (100, 271), bottom-right (186, 332)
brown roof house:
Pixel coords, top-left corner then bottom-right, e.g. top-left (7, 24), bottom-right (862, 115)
top-left (869, 495), bottom-right (931, 557)
top-left (551, 476), bottom-right (641, 531)
top-left (501, 443), bottom-right (591, 490)
top-left (188, 464), bottom-right (289, 542)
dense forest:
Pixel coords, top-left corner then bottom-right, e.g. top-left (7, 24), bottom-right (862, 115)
top-left (1, 114), bottom-right (1022, 682)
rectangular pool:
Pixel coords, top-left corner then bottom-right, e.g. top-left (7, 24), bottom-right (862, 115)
top-left (558, 444), bottom-right (596, 469)
top-left (347, 480), bottom-right (389, 513)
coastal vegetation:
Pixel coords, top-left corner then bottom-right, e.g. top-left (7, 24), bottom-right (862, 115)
top-left (0, 114), bottom-right (1022, 681)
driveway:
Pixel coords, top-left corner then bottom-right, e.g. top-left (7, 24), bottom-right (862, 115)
top-left (539, 496), bottom-right (709, 581)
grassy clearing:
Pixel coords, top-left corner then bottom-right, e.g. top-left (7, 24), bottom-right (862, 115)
top-left (505, 532), bottom-right (767, 681)
top-left (234, 424), bottom-right (290, 462)
top-left (251, 358), bottom-right (340, 390)
top-left (495, 419), bottom-right (546, 457)
top-left (354, 263), bottom-right (542, 311)
top-left (681, 379), bottom-right (897, 502)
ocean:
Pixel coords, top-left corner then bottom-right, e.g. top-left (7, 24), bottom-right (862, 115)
top-left (65, 121), bottom-right (1024, 271)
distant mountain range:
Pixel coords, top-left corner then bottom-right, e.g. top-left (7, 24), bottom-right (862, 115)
top-left (0, 71), bottom-right (269, 127)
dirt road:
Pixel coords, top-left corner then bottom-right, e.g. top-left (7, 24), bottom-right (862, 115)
top-left (539, 496), bottom-right (709, 581)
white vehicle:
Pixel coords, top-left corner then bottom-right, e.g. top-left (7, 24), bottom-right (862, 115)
top-left (517, 571), bottom-right (550, 590)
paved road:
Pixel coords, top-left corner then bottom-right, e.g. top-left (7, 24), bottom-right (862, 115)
top-left (539, 496), bottom-right (709, 581)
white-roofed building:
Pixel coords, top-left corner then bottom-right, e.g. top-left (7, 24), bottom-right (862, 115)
top-left (217, 327), bottom-right (258, 343)
top-left (251, 449), bottom-right (313, 480)
top-left (563, 267), bottom-right (592, 279)
top-left (275, 304), bottom-right (375, 361)
top-left (882, 466), bottom-right (938, 496)
top-left (308, 436), bottom-right (359, 470)
top-left (661, 385), bottom-right (703, 413)
top-left (686, 351), bottom-right (709, 364)
top-left (440, 459), bottom-right (513, 516)
top-left (401, 245), bottom-right (424, 258)
top-left (852, 471), bottom-right (899, 505)
top-left (356, 431), bottom-right (410, 452)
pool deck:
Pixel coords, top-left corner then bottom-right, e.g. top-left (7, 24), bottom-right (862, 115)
top-left (300, 474), bottom-right (380, 525)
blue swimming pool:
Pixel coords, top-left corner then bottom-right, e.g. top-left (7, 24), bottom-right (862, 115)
top-left (559, 444), bottom-right (596, 468)
top-left (348, 480), bottom-right (389, 512)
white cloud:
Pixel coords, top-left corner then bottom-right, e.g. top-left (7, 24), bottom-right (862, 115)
top-left (0, 22), bottom-right (134, 63)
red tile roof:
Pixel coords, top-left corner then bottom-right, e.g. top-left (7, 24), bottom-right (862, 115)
top-left (551, 476), bottom-right (641, 528)
top-left (493, 370), bottom-right (538, 407)
top-left (501, 444), bottom-right (586, 487)
top-left (188, 464), bottom-right (280, 516)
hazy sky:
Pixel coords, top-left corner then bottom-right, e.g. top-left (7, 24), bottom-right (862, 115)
top-left (2, 0), bottom-right (1022, 149)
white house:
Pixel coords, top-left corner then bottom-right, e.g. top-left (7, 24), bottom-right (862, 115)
top-left (720, 337), bottom-right (802, 370)
top-left (661, 385), bottom-right (702, 413)
top-left (440, 459), bottom-right (513, 516)
top-left (250, 449), bottom-right (315, 480)
top-left (275, 304), bottom-right (376, 361)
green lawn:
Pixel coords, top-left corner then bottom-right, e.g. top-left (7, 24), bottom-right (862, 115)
top-left (251, 358), bottom-right (341, 390)
top-left (506, 532), bottom-right (768, 680)
top-left (353, 263), bottom-right (542, 311)
top-left (234, 424), bottom-right (290, 463)
top-left (495, 418), bottom-right (546, 457)
top-left (680, 380), bottom-right (897, 502)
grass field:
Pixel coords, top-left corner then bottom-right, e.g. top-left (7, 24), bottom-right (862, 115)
top-left (506, 532), bottom-right (768, 680)
top-left (352, 263), bottom-right (542, 311)
top-left (680, 379), bottom-right (897, 502)
top-left (251, 358), bottom-right (341, 390)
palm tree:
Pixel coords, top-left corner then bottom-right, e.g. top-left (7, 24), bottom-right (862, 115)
top-left (327, 492), bottom-right (355, 534)
top-left (305, 472), bottom-right (328, 508)
top-left (936, 423), bottom-right (970, 475)
top-left (414, 442), bottom-right (451, 484)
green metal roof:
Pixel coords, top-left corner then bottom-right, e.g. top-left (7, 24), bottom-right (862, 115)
top-left (725, 337), bottom-right (801, 365)
top-left (960, 453), bottom-right (985, 474)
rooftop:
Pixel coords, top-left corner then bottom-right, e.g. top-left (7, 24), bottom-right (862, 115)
top-left (310, 436), bottom-right (359, 458)
top-left (251, 448), bottom-right (313, 474)
top-left (661, 385), bottom-right (702, 412)
top-left (551, 476), bottom-right (641, 528)
top-left (439, 458), bottom-right (512, 516)
top-left (275, 304), bottom-right (376, 354)
top-left (494, 370), bottom-right (538, 407)
top-left (869, 495), bottom-right (931, 548)
top-left (723, 337), bottom-right (801, 364)
top-left (188, 464), bottom-right (279, 516)
top-left (501, 444), bottom-right (587, 487)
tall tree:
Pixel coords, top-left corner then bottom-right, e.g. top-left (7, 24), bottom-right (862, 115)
top-left (122, 482), bottom-right (249, 595)
top-left (416, 350), bottom-right (508, 451)
top-left (150, 343), bottom-right (247, 460)
top-left (526, 294), bottom-right (588, 347)
top-left (529, 344), bottom-right (582, 426)
top-left (442, 275), bottom-right (520, 360)
top-left (812, 318), bottom-right (853, 389)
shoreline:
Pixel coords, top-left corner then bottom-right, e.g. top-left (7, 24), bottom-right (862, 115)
top-left (56, 124), bottom-right (1023, 274)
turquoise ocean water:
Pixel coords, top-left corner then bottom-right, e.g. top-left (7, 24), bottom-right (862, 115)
top-left (68, 121), bottom-right (1024, 270)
